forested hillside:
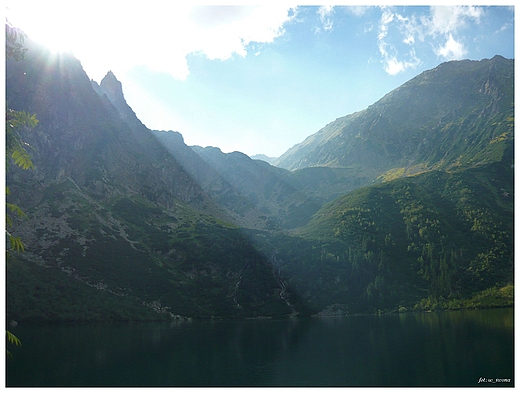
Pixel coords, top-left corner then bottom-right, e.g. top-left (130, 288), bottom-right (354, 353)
top-left (274, 161), bottom-right (513, 313)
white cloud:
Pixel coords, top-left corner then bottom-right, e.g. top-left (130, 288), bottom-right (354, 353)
top-left (375, 6), bottom-right (486, 75)
top-left (347, 6), bottom-right (369, 18)
top-left (426, 6), bottom-right (483, 37)
top-left (381, 51), bottom-right (421, 76)
top-left (377, 8), bottom-right (420, 75)
top-left (434, 34), bottom-right (467, 60)
top-left (496, 22), bottom-right (512, 34)
top-left (378, 8), bottom-right (394, 41)
top-left (403, 35), bottom-right (415, 45)
top-left (383, 57), bottom-right (405, 75)
top-left (189, 6), bottom-right (297, 60)
top-left (5, 1), bottom-right (297, 81)
top-left (315, 5), bottom-right (335, 33)
top-left (422, 6), bottom-right (483, 61)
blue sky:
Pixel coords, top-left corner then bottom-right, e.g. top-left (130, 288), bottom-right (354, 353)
top-left (5, 3), bottom-right (515, 157)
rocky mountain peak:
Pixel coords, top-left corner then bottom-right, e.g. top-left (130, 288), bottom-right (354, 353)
top-left (99, 70), bottom-right (125, 106)
top-left (95, 70), bottom-right (145, 131)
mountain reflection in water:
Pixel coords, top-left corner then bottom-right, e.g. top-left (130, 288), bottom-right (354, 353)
top-left (6, 308), bottom-right (513, 387)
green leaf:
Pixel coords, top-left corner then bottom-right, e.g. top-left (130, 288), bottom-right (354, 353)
top-left (6, 330), bottom-right (21, 346)
top-left (6, 109), bottom-right (37, 171)
top-left (11, 148), bottom-right (35, 170)
top-left (7, 110), bottom-right (39, 129)
top-left (8, 234), bottom-right (25, 252)
top-left (6, 202), bottom-right (27, 220)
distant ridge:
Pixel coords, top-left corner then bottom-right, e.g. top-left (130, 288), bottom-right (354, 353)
top-left (251, 154), bottom-right (278, 164)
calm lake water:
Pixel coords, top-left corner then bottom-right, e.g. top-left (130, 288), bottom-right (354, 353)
top-left (6, 308), bottom-right (513, 387)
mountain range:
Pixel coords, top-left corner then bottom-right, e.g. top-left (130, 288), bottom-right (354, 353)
top-left (6, 38), bottom-right (513, 321)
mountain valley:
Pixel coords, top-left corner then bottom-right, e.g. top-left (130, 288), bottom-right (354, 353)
top-left (6, 38), bottom-right (514, 322)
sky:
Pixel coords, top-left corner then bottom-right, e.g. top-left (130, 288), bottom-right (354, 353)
top-left (4, 2), bottom-right (515, 157)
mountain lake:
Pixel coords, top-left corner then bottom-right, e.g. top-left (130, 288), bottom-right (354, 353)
top-left (6, 308), bottom-right (513, 387)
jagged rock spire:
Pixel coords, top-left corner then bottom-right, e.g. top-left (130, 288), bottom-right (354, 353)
top-left (99, 70), bottom-right (125, 106)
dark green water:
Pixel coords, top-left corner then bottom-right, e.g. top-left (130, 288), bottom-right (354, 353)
top-left (6, 308), bottom-right (513, 387)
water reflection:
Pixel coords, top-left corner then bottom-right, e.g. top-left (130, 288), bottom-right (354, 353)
top-left (6, 308), bottom-right (513, 387)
